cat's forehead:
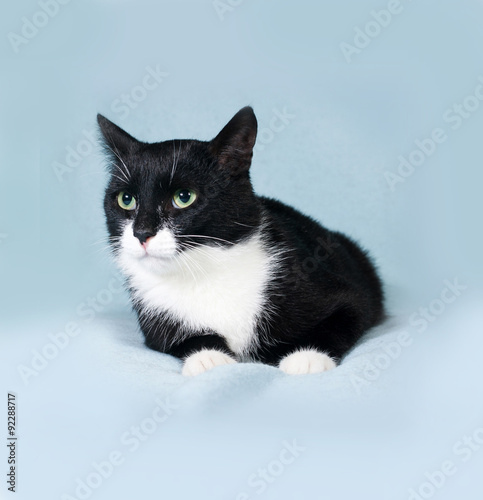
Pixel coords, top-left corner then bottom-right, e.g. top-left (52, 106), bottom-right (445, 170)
top-left (134, 140), bottom-right (204, 168)
top-left (137, 139), bottom-right (188, 165)
top-left (124, 139), bottom-right (210, 186)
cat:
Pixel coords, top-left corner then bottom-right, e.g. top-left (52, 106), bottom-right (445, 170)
top-left (98, 106), bottom-right (384, 376)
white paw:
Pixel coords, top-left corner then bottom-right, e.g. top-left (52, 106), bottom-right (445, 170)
top-left (182, 349), bottom-right (237, 376)
top-left (279, 349), bottom-right (337, 375)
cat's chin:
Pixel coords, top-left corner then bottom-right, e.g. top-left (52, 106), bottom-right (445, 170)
top-left (117, 249), bottom-right (178, 276)
top-left (138, 251), bottom-right (176, 264)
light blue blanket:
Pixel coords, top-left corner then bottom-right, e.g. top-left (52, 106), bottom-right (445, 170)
top-left (3, 292), bottom-right (482, 500)
top-left (2, 1), bottom-right (483, 498)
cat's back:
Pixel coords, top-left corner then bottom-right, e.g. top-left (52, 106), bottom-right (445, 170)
top-left (258, 196), bottom-right (382, 296)
top-left (258, 196), bottom-right (332, 248)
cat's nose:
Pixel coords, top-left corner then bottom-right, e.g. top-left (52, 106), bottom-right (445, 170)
top-left (133, 229), bottom-right (155, 245)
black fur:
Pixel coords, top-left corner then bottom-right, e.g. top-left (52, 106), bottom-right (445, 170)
top-left (98, 107), bottom-right (384, 366)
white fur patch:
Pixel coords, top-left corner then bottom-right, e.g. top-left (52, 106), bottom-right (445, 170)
top-left (182, 349), bottom-right (237, 376)
top-left (117, 221), bottom-right (278, 355)
top-left (279, 349), bottom-right (337, 374)
top-left (119, 223), bottom-right (177, 263)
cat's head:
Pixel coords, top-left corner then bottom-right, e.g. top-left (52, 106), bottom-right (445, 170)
top-left (98, 107), bottom-right (260, 273)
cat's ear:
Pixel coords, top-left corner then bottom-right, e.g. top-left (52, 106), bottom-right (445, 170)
top-left (209, 106), bottom-right (257, 171)
top-left (97, 114), bottom-right (138, 155)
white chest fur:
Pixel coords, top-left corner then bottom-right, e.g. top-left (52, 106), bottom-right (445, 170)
top-left (117, 228), bottom-right (275, 355)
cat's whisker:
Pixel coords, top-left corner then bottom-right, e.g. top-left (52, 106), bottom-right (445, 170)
top-left (179, 248), bottom-right (210, 281)
top-left (87, 237), bottom-right (109, 247)
top-left (109, 163), bottom-right (130, 184)
top-left (105, 140), bottom-right (131, 182)
top-left (232, 221), bottom-right (256, 228)
top-left (176, 234), bottom-right (235, 246)
top-left (76, 169), bottom-right (108, 179)
top-left (169, 139), bottom-right (181, 186)
top-left (87, 244), bottom-right (117, 258)
top-left (87, 242), bottom-right (113, 252)
top-left (85, 235), bottom-right (122, 259)
top-left (169, 139), bottom-right (176, 185)
top-left (179, 255), bottom-right (198, 284)
top-left (111, 148), bottom-right (131, 180)
top-left (188, 253), bottom-right (211, 280)
top-left (87, 236), bottom-right (122, 248)
top-left (184, 259), bottom-right (206, 282)
top-left (110, 172), bottom-right (130, 185)
top-left (173, 255), bottom-right (188, 280)
top-left (179, 242), bottom-right (228, 270)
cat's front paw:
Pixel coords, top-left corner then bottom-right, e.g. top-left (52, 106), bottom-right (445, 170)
top-left (279, 349), bottom-right (337, 375)
top-left (182, 349), bottom-right (237, 376)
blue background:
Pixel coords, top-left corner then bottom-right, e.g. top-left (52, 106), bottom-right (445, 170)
top-left (1, 1), bottom-right (483, 499)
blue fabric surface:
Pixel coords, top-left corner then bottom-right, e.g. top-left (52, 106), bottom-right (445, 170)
top-left (3, 294), bottom-right (483, 499)
top-left (2, 0), bottom-right (483, 498)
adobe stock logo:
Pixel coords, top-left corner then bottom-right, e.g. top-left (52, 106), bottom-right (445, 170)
top-left (340, 0), bottom-right (415, 63)
top-left (52, 128), bottom-right (97, 183)
top-left (350, 277), bottom-right (466, 395)
top-left (62, 397), bottom-right (179, 500)
top-left (407, 424), bottom-right (483, 500)
top-left (236, 440), bottom-right (306, 499)
top-left (110, 65), bottom-right (169, 121)
top-left (254, 107), bottom-right (295, 152)
top-left (212, 0), bottom-right (244, 21)
top-left (385, 76), bottom-right (483, 191)
top-left (7, 0), bottom-right (71, 54)
top-left (17, 275), bottom-right (124, 386)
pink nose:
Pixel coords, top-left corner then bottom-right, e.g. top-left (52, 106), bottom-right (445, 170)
top-left (133, 229), bottom-right (155, 245)
top-left (142, 237), bottom-right (152, 250)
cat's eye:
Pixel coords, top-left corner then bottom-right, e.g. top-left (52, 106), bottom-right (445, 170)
top-left (117, 191), bottom-right (137, 211)
top-left (172, 189), bottom-right (197, 209)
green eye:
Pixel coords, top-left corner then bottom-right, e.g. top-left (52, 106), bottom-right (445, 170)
top-left (117, 191), bottom-right (136, 210)
top-left (173, 189), bottom-right (197, 209)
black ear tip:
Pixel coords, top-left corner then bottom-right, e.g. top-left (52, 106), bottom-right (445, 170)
top-left (97, 114), bottom-right (108, 127)
top-left (239, 106), bottom-right (255, 117)
top-left (238, 106), bottom-right (257, 128)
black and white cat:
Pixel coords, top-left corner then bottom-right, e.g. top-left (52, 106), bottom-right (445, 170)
top-left (98, 107), bottom-right (384, 376)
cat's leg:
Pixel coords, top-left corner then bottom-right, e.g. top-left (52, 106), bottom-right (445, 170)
top-left (275, 306), bottom-right (363, 374)
top-left (138, 310), bottom-right (237, 376)
top-left (182, 350), bottom-right (237, 376)
top-left (278, 348), bottom-right (337, 375)
top-left (167, 334), bottom-right (238, 376)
